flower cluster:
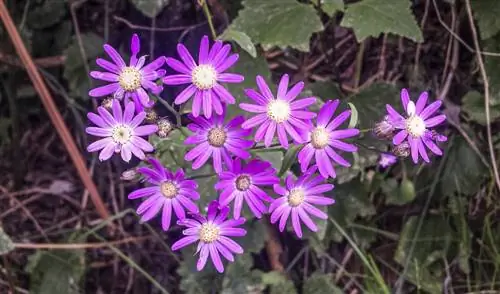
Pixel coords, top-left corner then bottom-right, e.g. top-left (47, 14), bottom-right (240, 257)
top-left (84, 34), bottom-right (448, 273)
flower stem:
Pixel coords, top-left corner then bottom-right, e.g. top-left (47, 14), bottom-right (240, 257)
top-left (201, 0), bottom-right (217, 40)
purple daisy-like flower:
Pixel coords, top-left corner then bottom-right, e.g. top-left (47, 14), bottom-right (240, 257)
top-left (163, 35), bottom-right (244, 118)
top-left (378, 153), bottom-right (397, 168)
top-left (184, 112), bottom-right (253, 173)
top-left (89, 34), bottom-right (166, 112)
top-left (269, 168), bottom-right (334, 238)
top-left (172, 201), bottom-right (246, 273)
top-left (387, 89), bottom-right (447, 163)
top-left (128, 157), bottom-right (200, 230)
top-left (86, 100), bottom-right (157, 162)
top-left (240, 74), bottom-right (316, 148)
top-left (215, 159), bottom-right (279, 219)
top-left (297, 100), bottom-right (360, 179)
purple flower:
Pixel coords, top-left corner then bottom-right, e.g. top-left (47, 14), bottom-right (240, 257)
top-left (387, 89), bottom-right (447, 163)
top-left (172, 201), bottom-right (246, 273)
top-left (215, 159), bottom-right (279, 219)
top-left (240, 74), bottom-right (316, 148)
top-left (89, 34), bottom-right (166, 112)
top-left (184, 113), bottom-right (253, 173)
top-left (86, 100), bottom-right (157, 162)
top-left (269, 168), bottom-right (334, 238)
top-left (378, 153), bottom-right (397, 168)
top-left (297, 100), bottom-right (359, 179)
top-left (128, 158), bottom-right (200, 231)
top-left (163, 36), bottom-right (244, 118)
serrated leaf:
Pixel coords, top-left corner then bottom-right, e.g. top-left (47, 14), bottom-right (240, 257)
top-left (278, 145), bottom-right (302, 177)
top-left (320, 0), bottom-right (344, 16)
top-left (303, 272), bottom-right (343, 294)
top-left (0, 227), bottom-right (14, 255)
top-left (340, 0), bottom-right (423, 42)
top-left (347, 102), bottom-right (358, 128)
top-left (220, 28), bottom-right (257, 58)
top-left (471, 0), bottom-right (500, 40)
top-left (462, 91), bottom-right (500, 125)
top-left (222, 254), bottom-right (264, 294)
top-left (232, 0), bottom-right (324, 51)
top-left (130, 0), bottom-right (169, 18)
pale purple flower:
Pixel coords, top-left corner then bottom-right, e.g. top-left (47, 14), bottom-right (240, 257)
top-left (184, 112), bottom-right (253, 173)
top-left (163, 35), bottom-right (243, 118)
top-left (215, 159), bottom-right (279, 219)
top-left (86, 100), bottom-right (157, 162)
top-left (378, 153), bottom-right (397, 168)
top-left (240, 74), bottom-right (316, 149)
top-left (89, 34), bottom-right (166, 112)
top-left (172, 201), bottom-right (246, 273)
top-left (387, 89), bottom-right (447, 163)
top-left (269, 168), bottom-right (334, 238)
top-left (298, 100), bottom-right (359, 179)
top-left (128, 157), bottom-right (200, 231)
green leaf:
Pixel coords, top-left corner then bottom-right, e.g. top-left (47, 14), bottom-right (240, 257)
top-left (340, 0), bottom-right (423, 43)
top-left (222, 254), bottom-right (264, 294)
top-left (130, 0), bottom-right (169, 18)
top-left (483, 34), bottom-right (500, 105)
top-left (220, 28), bottom-right (257, 58)
top-left (462, 91), bottom-right (500, 125)
top-left (320, 0), bottom-right (345, 16)
top-left (0, 227), bottom-right (14, 255)
top-left (303, 272), bottom-right (343, 294)
top-left (262, 271), bottom-right (298, 294)
top-left (239, 219), bottom-right (267, 253)
top-left (471, 0), bottom-right (500, 40)
top-left (27, 1), bottom-right (67, 29)
top-left (232, 0), bottom-right (324, 51)
top-left (347, 102), bottom-right (358, 128)
top-left (308, 81), bottom-right (343, 101)
top-left (384, 178), bottom-right (416, 205)
top-left (278, 145), bottom-right (302, 177)
top-left (178, 250), bottom-right (221, 294)
top-left (252, 149), bottom-right (284, 173)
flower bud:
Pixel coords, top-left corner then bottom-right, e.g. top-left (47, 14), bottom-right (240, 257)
top-left (121, 169), bottom-right (138, 181)
top-left (100, 97), bottom-right (114, 110)
top-left (427, 130), bottom-right (447, 142)
top-left (145, 108), bottom-right (159, 123)
top-left (157, 118), bottom-right (173, 138)
top-left (392, 142), bottom-right (410, 158)
top-left (374, 115), bottom-right (395, 140)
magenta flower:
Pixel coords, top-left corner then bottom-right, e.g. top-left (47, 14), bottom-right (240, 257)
top-left (172, 201), bottom-right (246, 273)
top-left (378, 153), bottom-right (397, 168)
top-left (387, 89), bottom-right (447, 163)
top-left (163, 35), bottom-right (243, 118)
top-left (89, 34), bottom-right (166, 111)
top-left (128, 158), bottom-right (200, 231)
top-left (215, 159), bottom-right (279, 219)
top-left (86, 100), bottom-right (157, 162)
top-left (297, 100), bottom-right (359, 179)
top-left (269, 168), bottom-right (334, 238)
top-left (240, 74), bottom-right (316, 148)
top-left (184, 113), bottom-right (253, 173)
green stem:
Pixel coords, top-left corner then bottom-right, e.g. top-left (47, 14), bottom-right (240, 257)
top-left (156, 96), bottom-right (182, 128)
top-left (354, 40), bottom-right (366, 89)
top-left (202, 1), bottom-right (217, 40)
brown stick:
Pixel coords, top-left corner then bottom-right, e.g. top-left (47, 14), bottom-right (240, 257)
top-left (0, 1), bottom-right (110, 221)
top-left (264, 220), bottom-right (285, 273)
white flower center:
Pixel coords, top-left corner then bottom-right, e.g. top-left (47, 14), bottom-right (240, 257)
top-left (192, 64), bottom-right (217, 90)
top-left (311, 127), bottom-right (330, 149)
top-left (235, 175), bottom-right (251, 191)
top-left (118, 67), bottom-right (142, 91)
top-left (207, 127), bottom-right (227, 147)
top-left (267, 99), bottom-right (291, 123)
top-left (112, 125), bottom-right (133, 144)
top-left (160, 181), bottom-right (178, 199)
top-left (199, 223), bottom-right (220, 243)
top-left (288, 188), bottom-right (305, 207)
top-left (405, 115), bottom-right (426, 137)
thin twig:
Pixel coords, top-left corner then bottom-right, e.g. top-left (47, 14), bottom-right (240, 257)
top-left (13, 236), bottom-right (150, 249)
top-left (113, 15), bottom-right (207, 32)
top-left (201, 0), bottom-right (217, 40)
top-left (464, 0), bottom-right (500, 192)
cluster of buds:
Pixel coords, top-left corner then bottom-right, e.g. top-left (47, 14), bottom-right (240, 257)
top-left (156, 118), bottom-right (174, 138)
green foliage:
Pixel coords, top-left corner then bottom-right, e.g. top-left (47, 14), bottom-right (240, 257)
top-left (462, 91), bottom-right (500, 125)
top-left (231, 0), bottom-right (324, 51)
top-left (278, 144), bottom-right (301, 177)
top-left (262, 271), bottom-right (298, 294)
top-left (383, 178), bottom-right (416, 205)
top-left (252, 148), bottom-right (284, 173)
top-left (27, 1), bottom-right (67, 29)
top-left (471, 0), bottom-right (500, 40)
top-left (239, 219), bottom-right (267, 253)
top-left (347, 102), bottom-right (358, 128)
top-left (177, 250), bottom-right (221, 294)
top-left (320, 0), bottom-right (345, 16)
top-left (0, 227), bottom-right (14, 255)
top-left (222, 254), bottom-right (264, 293)
top-left (303, 272), bottom-right (343, 294)
top-left (340, 0), bottom-right (423, 43)
top-left (220, 28), bottom-right (257, 58)
top-left (130, 0), bottom-right (170, 18)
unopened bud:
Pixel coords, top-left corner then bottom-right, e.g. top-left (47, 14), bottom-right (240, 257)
top-left (121, 169), bottom-right (138, 181)
top-left (392, 142), bottom-right (410, 158)
top-left (374, 115), bottom-right (395, 140)
top-left (157, 118), bottom-right (173, 138)
top-left (100, 97), bottom-right (114, 110)
top-left (427, 130), bottom-right (447, 142)
top-left (145, 108), bottom-right (159, 123)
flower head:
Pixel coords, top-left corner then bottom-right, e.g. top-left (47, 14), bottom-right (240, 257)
top-left (240, 74), bottom-right (316, 148)
top-left (378, 153), bottom-right (397, 168)
top-left (298, 100), bottom-right (359, 179)
top-left (163, 36), bottom-right (244, 118)
top-left (89, 34), bottom-right (166, 112)
top-left (387, 89), bottom-right (447, 163)
top-left (86, 100), bottom-right (157, 162)
top-left (128, 158), bottom-right (200, 230)
top-left (172, 201), bottom-right (246, 273)
top-left (215, 159), bottom-right (279, 219)
top-left (184, 113), bottom-right (253, 173)
top-left (269, 168), bottom-right (334, 238)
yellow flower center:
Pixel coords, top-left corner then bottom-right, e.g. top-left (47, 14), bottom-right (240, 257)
top-left (207, 127), bottom-right (227, 147)
top-left (267, 99), bottom-right (291, 123)
top-left (118, 67), bottom-right (142, 91)
top-left (192, 64), bottom-right (217, 90)
top-left (288, 188), bottom-right (305, 207)
top-left (235, 175), bottom-right (251, 191)
top-left (112, 125), bottom-right (132, 144)
top-left (160, 181), bottom-right (178, 199)
top-left (310, 127), bottom-right (330, 149)
top-left (199, 223), bottom-right (220, 243)
top-left (405, 115), bottom-right (426, 137)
